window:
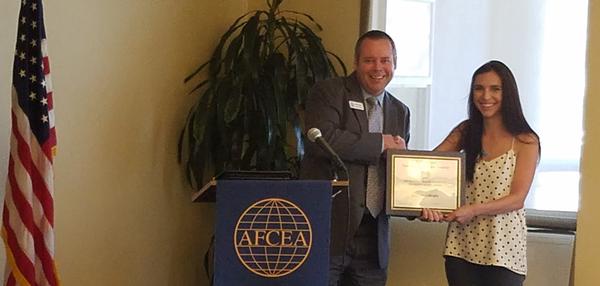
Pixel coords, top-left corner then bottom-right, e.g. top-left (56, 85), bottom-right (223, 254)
top-left (374, 0), bottom-right (588, 220)
top-left (371, 0), bottom-right (434, 87)
top-left (529, 0), bottom-right (588, 212)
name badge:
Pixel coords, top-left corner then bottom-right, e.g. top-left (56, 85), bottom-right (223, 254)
top-left (349, 100), bottom-right (364, 111)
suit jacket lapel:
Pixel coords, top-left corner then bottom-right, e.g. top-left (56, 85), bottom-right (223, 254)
top-left (345, 73), bottom-right (368, 133)
top-left (383, 91), bottom-right (398, 134)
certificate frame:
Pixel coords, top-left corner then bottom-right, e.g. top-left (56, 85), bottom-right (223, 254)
top-left (386, 150), bottom-right (465, 217)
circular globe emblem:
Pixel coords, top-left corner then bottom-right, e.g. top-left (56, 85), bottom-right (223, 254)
top-left (234, 198), bottom-right (312, 278)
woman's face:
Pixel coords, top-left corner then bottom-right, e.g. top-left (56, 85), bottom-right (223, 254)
top-left (472, 70), bottom-right (503, 119)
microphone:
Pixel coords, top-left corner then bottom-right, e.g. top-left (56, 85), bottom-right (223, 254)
top-left (307, 128), bottom-right (348, 180)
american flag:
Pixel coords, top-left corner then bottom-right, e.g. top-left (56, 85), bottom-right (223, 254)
top-left (2, 0), bottom-right (60, 285)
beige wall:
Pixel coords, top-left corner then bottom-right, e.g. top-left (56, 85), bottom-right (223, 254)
top-left (574, 0), bottom-right (600, 284)
top-left (278, 0), bottom-right (361, 66)
top-left (0, 0), bottom-right (360, 285)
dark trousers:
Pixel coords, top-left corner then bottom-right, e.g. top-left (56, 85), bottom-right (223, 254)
top-left (445, 256), bottom-right (526, 286)
top-left (329, 213), bottom-right (387, 286)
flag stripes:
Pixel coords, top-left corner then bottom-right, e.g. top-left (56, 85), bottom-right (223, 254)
top-left (2, 0), bottom-right (60, 285)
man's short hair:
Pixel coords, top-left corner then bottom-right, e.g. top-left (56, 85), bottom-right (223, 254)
top-left (354, 30), bottom-right (397, 66)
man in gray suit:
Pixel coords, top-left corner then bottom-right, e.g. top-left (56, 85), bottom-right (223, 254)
top-left (300, 30), bottom-right (410, 286)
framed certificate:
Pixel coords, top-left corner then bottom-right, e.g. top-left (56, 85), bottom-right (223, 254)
top-left (386, 150), bottom-right (465, 217)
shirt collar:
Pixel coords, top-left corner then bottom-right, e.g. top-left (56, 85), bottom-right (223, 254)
top-left (362, 89), bottom-right (385, 106)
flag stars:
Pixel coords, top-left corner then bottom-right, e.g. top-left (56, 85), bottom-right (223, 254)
top-left (41, 115), bottom-right (48, 123)
top-left (30, 57), bottom-right (37, 64)
top-left (40, 97), bottom-right (48, 105)
top-left (30, 39), bottom-right (37, 47)
top-left (29, 92), bottom-right (37, 100)
top-left (41, 80), bottom-right (46, 87)
top-left (29, 74), bottom-right (36, 83)
top-left (21, 17), bottom-right (26, 24)
top-left (31, 21), bottom-right (37, 29)
top-left (19, 52), bottom-right (26, 60)
top-left (20, 34), bottom-right (26, 42)
top-left (19, 70), bottom-right (26, 77)
top-left (22, 0), bottom-right (26, 6)
top-left (31, 3), bottom-right (37, 11)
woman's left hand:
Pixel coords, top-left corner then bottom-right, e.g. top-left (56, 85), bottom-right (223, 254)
top-left (444, 204), bottom-right (477, 224)
top-left (420, 208), bottom-right (445, 222)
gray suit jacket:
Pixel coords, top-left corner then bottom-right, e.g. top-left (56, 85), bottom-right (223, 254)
top-left (300, 72), bottom-right (410, 269)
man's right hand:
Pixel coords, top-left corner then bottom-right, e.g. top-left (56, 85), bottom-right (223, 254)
top-left (383, 134), bottom-right (406, 150)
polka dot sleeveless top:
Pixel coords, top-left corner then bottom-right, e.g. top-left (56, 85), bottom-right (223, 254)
top-left (444, 142), bottom-right (527, 275)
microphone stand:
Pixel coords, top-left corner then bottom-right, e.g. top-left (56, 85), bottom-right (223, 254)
top-left (327, 149), bottom-right (350, 269)
top-left (330, 158), bottom-right (349, 181)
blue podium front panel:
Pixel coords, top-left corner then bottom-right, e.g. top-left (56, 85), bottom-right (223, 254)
top-left (215, 180), bottom-right (331, 286)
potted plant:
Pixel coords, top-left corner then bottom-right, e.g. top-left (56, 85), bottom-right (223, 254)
top-left (179, 0), bottom-right (346, 189)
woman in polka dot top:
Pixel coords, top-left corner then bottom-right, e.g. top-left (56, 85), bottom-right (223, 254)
top-left (422, 60), bottom-right (540, 286)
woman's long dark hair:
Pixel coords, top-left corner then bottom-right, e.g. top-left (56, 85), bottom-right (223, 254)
top-left (462, 60), bottom-right (540, 181)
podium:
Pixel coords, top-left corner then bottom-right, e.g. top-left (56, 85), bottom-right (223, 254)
top-left (193, 175), bottom-right (347, 286)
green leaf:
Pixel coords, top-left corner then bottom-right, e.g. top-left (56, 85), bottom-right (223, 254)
top-left (191, 87), bottom-right (214, 144)
top-left (184, 61), bottom-right (210, 83)
top-left (327, 51), bottom-right (348, 76)
top-left (207, 12), bottom-right (252, 77)
top-left (280, 10), bottom-right (323, 31)
top-left (242, 13), bottom-right (262, 80)
top-left (224, 87), bottom-right (244, 123)
top-left (223, 33), bottom-right (244, 72)
top-left (187, 79), bottom-right (210, 95)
